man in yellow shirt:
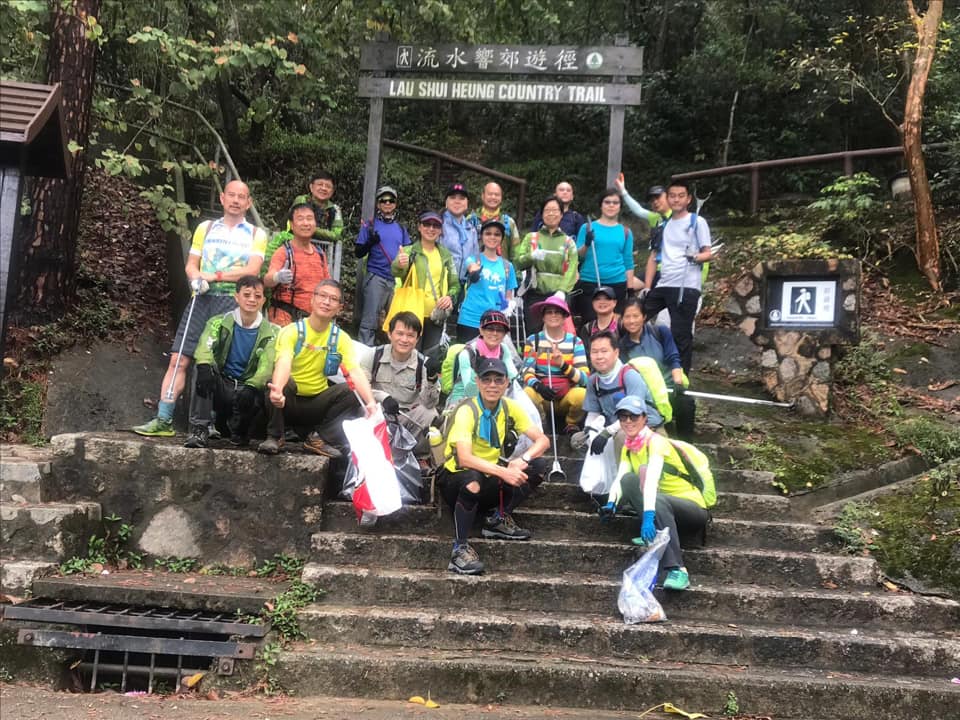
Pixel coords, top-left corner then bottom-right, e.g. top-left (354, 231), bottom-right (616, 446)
top-left (260, 279), bottom-right (376, 457)
top-left (439, 358), bottom-right (550, 575)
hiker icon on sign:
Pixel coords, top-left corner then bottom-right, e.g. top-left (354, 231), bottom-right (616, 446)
top-left (792, 287), bottom-right (814, 314)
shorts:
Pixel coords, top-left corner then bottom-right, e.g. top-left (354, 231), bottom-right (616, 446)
top-left (170, 294), bottom-right (237, 357)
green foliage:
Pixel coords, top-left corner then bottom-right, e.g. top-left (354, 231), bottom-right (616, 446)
top-left (834, 330), bottom-right (892, 390)
top-left (256, 553), bottom-right (305, 578)
top-left (254, 641), bottom-right (284, 695)
top-left (0, 377), bottom-right (44, 446)
top-left (809, 173), bottom-right (881, 223)
top-left (153, 556), bottom-right (199, 573)
top-left (723, 690), bottom-right (740, 716)
top-left (892, 418), bottom-right (960, 465)
top-left (263, 579), bottom-right (322, 643)
top-left (834, 463), bottom-right (960, 597)
top-left (748, 230), bottom-right (845, 261)
top-left (60, 514), bottom-right (141, 574)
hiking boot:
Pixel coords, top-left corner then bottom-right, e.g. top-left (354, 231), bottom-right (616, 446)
top-left (229, 432), bottom-right (249, 447)
top-left (303, 432), bottom-right (343, 459)
top-left (183, 424), bottom-right (209, 448)
top-left (569, 431), bottom-right (590, 454)
top-left (663, 568), bottom-right (690, 591)
top-left (132, 417), bottom-right (175, 437)
top-left (448, 544), bottom-right (484, 575)
top-left (258, 436), bottom-right (285, 455)
top-left (482, 512), bottom-right (532, 541)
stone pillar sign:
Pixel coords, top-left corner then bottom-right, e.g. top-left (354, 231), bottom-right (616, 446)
top-left (725, 258), bottom-right (860, 416)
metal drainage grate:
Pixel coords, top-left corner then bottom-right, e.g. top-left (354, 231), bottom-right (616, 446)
top-left (5, 598), bottom-right (266, 693)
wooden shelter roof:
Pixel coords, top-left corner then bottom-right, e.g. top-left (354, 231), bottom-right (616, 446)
top-left (0, 80), bottom-right (69, 178)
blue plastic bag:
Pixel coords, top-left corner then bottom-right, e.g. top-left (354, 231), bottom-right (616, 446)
top-left (617, 528), bottom-right (670, 623)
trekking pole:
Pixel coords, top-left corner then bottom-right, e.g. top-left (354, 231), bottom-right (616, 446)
top-left (545, 352), bottom-right (566, 482)
top-left (587, 217), bottom-right (602, 291)
top-left (165, 290), bottom-right (199, 401)
top-left (668, 388), bottom-right (794, 408)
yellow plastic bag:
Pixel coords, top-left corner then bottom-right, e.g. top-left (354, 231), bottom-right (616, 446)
top-left (382, 263), bottom-right (425, 332)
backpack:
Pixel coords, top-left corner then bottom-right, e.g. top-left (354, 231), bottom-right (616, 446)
top-left (661, 438), bottom-right (716, 508)
top-left (293, 319), bottom-right (340, 367)
top-left (371, 345), bottom-right (424, 394)
top-left (440, 343), bottom-right (476, 395)
top-left (592, 361), bottom-right (672, 425)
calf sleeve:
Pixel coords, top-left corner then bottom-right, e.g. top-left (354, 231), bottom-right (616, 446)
top-left (454, 484), bottom-right (480, 546)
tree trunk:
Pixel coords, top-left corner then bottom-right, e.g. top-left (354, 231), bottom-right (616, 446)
top-left (902, 0), bottom-right (942, 291)
top-left (18, 0), bottom-right (101, 316)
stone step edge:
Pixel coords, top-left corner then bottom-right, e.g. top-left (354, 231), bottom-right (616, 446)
top-left (300, 562), bottom-right (960, 611)
top-left (275, 643), bottom-right (960, 719)
top-left (298, 602), bottom-right (960, 647)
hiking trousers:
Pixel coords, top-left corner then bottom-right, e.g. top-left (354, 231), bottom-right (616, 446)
top-left (189, 367), bottom-right (262, 436)
top-left (358, 273), bottom-right (394, 345)
top-left (642, 286), bottom-right (700, 374)
top-left (523, 385), bottom-right (586, 427)
top-left (617, 472), bottom-right (710, 570)
top-left (265, 379), bottom-right (359, 445)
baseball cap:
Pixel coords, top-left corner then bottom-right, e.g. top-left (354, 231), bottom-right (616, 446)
top-left (615, 396), bottom-right (647, 416)
top-left (445, 182), bottom-right (469, 199)
top-left (476, 357), bottom-right (509, 378)
top-left (480, 218), bottom-right (506, 235)
top-left (645, 185), bottom-right (667, 199)
top-left (592, 285), bottom-right (617, 300)
top-left (376, 185), bottom-right (398, 200)
top-left (480, 309), bottom-right (509, 330)
top-left (418, 210), bottom-right (442, 225)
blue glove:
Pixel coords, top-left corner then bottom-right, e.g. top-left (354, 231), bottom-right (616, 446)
top-left (640, 510), bottom-right (657, 543)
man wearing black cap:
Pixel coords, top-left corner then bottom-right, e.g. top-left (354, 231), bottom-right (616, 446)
top-left (440, 182), bottom-right (480, 286)
top-left (439, 357), bottom-right (550, 575)
top-left (355, 185), bottom-right (412, 345)
top-left (615, 175), bottom-right (672, 292)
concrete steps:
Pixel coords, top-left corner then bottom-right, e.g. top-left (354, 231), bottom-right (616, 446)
top-left (296, 603), bottom-right (959, 677)
top-left (274, 643), bottom-right (960, 719)
top-left (321, 501), bottom-right (836, 550)
top-left (0, 501), bottom-right (101, 562)
top-left (0, 447), bottom-right (51, 503)
top-left (0, 559), bottom-right (57, 596)
top-left (310, 532), bottom-right (879, 587)
top-left (301, 564), bottom-right (960, 631)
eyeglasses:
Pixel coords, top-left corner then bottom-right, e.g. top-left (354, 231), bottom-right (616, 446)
top-left (313, 292), bottom-right (342, 304)
top-left (616, 412), bottom-right (644, 422)
top-left (480, 325), bottom-right (507, 333)
top-left (378, 198), bottom-right (396, 204)
top-left (478, 374), bottom-right (508, 385)
top-left (602, 199), bottom-right (621, 205)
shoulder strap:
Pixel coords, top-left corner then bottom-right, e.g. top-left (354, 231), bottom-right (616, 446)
top-left (371, 345), bottom-right (384, 385)
top-left (645, 321), bottom-right (662, 344)
top-left (327, 323), bottom-right (340, 353)
top-left (294, 319), bottom-right (306, 356)
top-left (416, 353), bottom-right (424, 393)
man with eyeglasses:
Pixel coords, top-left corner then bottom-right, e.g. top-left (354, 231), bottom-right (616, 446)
top-left (133, 180), bottom-right (268, 438)
top-left (259, 279), bottom-right (376, 458)
top-left (530, 181), bottom-right (586, 237)
top-left (439, 357), bottom-right (550, 575)
top-left (355, 186), bottom-right (412, 344)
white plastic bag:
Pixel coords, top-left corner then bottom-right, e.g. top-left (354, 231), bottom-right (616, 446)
top-left (618, 528), bottom-right (670, 623)
top-left (579, 437), bottom-right (619, 494)
top-left (341, 408), bottom-right (402, 524)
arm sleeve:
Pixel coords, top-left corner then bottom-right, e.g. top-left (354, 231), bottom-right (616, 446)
top-left (620, 191), bottom-right (653, 222)
top-left (584, 411), bottom-right (605, 433)
top-left (249, 329), bottom-right (278, 389)
top-left (642, 439), bottom-right (667, 512)
top-left (355, 224), bottom-right (372, 258)
top-left (513, 233), bottom-right (533, 270)
top-left (561, 237), bottom-right (578, 291)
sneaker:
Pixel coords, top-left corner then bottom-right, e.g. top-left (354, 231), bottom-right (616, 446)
top-left (663, 567), bottom-right (690, 591)
top-left (183, 424), bottom-right (209, 448)
top-left (303, 433), bottom-right (343, 459)
top-left (207, 424), bottom-right (221, 440)
top-left (482, 512), bottom-right (532, 541)
top-left (448, 544), bottom-right (484, 575)
top-left (132, 417), bottom-right (175, 437)
top-left (258, 436), bottom-right (285, 455)
top-left (229, 432), bottom-right (248, 447)
top-left (562, 424), bottom-right (580, 435)
top-left (569, 431), bottom-right (590, 454)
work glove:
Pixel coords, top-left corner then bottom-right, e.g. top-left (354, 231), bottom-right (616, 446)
top-left (534, 381), bottom-right (559, 402)
top-left (195, 364), bottom-right (217, 398)
top-left (368, 228), bottom-right (381, 248)
top-left (273, 268), bottom-right (294, 285)
top-left (640, 510), bottom-right (657, 544)
top-left (381, 395), bottom-right (400, 418)
top-left (531, 248), bottom-right (547, 262)
top-left (234, 384), bottom-right (259, 411)
top-left (190, 277), bottom-right (210, 295)
top-left (584, 228), bottom-right (595, 248)
top-left (589, 430), bottom-right (610, 455)
top-left (637, 287), bottom-right (649, 302)
top-left (598, 501), bottom-right (617, 522)
top-left (552, 290), bottom-right (566, 301)
top-left (504, 298), bottom-right (517, 317)
top-left (468, 269), bottom-right (482, 284)
top-left (424, 353), bottom-right (442, 380)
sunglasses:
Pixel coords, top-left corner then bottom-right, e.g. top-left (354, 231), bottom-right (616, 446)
top-left (378, 198), bottom-right (397, 204)
top-left (616, 412), bottom-right (643, 421)
top-left (478, 374), bottom-right (508, 385)
top-left (420, 221), bottom-right (442, 229)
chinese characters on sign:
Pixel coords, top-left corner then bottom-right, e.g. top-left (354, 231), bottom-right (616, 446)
top-left (395, 45), bottom-right (590, 73)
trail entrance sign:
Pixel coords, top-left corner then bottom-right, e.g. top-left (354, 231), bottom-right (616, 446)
top-left (358, 39), bottom-right (644, 220)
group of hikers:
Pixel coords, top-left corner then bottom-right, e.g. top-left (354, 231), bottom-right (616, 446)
top-left (131, 171), bottom-right (719, 588)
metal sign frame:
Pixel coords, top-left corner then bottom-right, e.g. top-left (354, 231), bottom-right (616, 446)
top-left (358, 37), bottom-right (643, 220)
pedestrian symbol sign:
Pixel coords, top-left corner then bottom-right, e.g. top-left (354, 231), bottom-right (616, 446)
top-left (768, 280), bottom-right (837, 326)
